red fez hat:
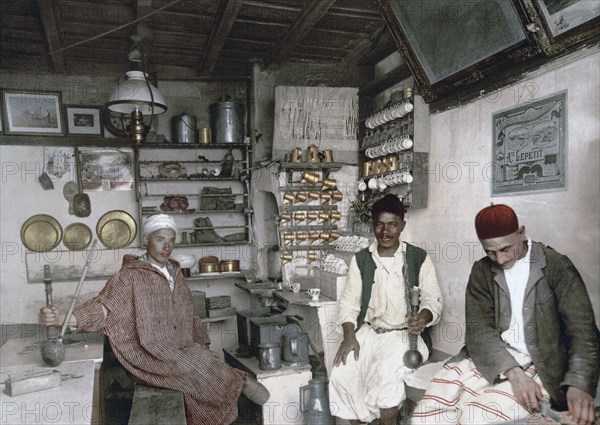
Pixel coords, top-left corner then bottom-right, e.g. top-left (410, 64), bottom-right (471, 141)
top-left (475, 204), bottom-right (518, 239)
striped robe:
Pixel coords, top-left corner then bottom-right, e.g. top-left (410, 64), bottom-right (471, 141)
top-left (74, 255), bottom-right (245, 425)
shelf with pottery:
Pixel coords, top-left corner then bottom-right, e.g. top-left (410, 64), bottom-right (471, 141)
top-left (357, 90), bottom-right (429, 209)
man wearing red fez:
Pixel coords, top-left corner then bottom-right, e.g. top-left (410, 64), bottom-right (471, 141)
top-left (412, 204), bottom-right (599, 425)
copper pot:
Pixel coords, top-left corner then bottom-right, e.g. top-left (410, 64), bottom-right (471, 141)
top-left (283, 190), bottom-right (294, 204)
top-left (331, 191), bottom-right (343, 203)
top-left (293, 212), bottom-right (306, 223)
top-left (309, 231), bottom-right (320, 244)
top-left (295, 192), bottom-right (308, 203)
top-left (301, 172), bottom-right (320, 185)
top-left (330, 211), bottom-right (342, 223)
top-left (308, 190), bottom-right (320, 201)
top-left (220, 259), bottom-right (240, 272)
top-left (322, 178), bottom-right (337, 190)
top-left (200, 262), bottom-right (220, 273)
top-left (295, 231), bottom-right (309, 243)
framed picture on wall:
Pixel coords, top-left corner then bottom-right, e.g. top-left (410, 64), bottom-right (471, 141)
top-left (78, 147), bottom-right (134, 191)
top-left (2, 91), bottom-right (64, 135)
top-left (66, 105), bottom-right (103, 135)
top-left (521, 0), bottom-right (600, 55)
top-left (491, 90), bottom-right (567, 195)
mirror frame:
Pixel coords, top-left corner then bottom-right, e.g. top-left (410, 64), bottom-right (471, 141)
top-left (375, 0), bottom-right (599, 104)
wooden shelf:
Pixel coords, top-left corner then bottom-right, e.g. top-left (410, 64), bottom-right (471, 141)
top-left (174, 241), bottom-right (250, 248)
top-left (186, 271), bottom-right (247, 282)
top-left (136, 143), bottom-right (250, 150)
top-left (280, 245), bottom-right (335, 252)
top-left (279, 224), bottom-right (339, 231)
top-left (0, 134), bottom-right (129, 147)
top-left (201, 315), bottom-right (236, 323)
top-left (358, 63), bottom-right (412, 97)
top-left (280, 162), bottom-right (343, 171)
top-left (141, 208), bottom-right (244, 215)
top-left (278, 204), bottom-right (338, 211)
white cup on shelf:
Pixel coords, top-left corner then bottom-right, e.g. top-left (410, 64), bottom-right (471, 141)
top-left (368, 178), bottom-right (379, 190)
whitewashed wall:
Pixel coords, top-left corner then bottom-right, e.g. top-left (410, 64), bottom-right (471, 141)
top-left (0, 75), bottom-right (252, 357)
top-left (402, 48), bottom-right (600, 355)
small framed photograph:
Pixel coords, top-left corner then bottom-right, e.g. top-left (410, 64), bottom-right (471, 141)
top-left (66, 105), bottom-right (103, 135)
top-left (2, 91), bottom-right (64, 135)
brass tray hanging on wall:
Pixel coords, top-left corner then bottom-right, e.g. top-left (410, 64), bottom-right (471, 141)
top-left (96, 210), bottom-right (137, 249)
top-left (62, 223), bottom-right (93, 251)
top-left (20, 214), bottom-right (63, 252)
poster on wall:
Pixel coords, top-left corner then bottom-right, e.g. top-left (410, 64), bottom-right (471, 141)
top-left (78, 148), bottom-right (134, 191)
top-left (491, 90), bottom-right (567, 195)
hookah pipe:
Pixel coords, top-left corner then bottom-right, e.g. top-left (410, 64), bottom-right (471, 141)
top-left (403, 286), bottom-right (424, 369)
top-left (41, 240), bottom-right (97, 367)
top-left (41, 264), bottom-right (65, 366)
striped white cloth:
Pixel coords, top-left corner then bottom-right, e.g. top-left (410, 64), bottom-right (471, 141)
top-left (411, 349), bottom-right (550, 424)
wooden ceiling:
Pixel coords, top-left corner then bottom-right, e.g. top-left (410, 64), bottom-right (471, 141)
top-left (0, 0), bottom-right (398, 80)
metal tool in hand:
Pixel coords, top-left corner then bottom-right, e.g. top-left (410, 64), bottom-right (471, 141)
top-left (40, 240), bottom-right (97, 367)
top-left (41, 264), bottom-right (65, 366)
top-left (403, 286), bottom-right (423, 369)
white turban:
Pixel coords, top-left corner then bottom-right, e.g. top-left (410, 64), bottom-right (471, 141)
top-left (142, 214), bottom-right (178, 236)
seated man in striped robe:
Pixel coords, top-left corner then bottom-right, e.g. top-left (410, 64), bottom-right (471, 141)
top-left (39, 213), bottom-right (269, 425)
top-left (411, 204), bottom-right (599, 425)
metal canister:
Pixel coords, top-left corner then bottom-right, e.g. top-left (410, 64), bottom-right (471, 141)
top-left (172, 114), bottom-right (197, 144)
top-left (197, 127), bottom-right (211, 144)
top-left (258, 342), bottom-right (281, 371)
top-left (210, 99), bottom-right (244, 144)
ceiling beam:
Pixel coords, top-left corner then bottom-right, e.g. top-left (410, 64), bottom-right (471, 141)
top-left (37, 0), bottom-right (66, 73)
top-left (338, 26), bottom-right (394, 73)
top-left (261, 0), bottom-right (337, 69)
top-left (198, 0), bottom-right (243, 78)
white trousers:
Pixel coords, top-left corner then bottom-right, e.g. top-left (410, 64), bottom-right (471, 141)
top-left (329, 325), bottom-right (429, 423)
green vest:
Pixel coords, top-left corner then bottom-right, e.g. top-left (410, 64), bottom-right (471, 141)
top-left (355, 242), bottom-right (432, 351)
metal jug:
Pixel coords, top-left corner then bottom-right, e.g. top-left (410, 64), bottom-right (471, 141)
top-left (291, 147), bottom-right (303, 162)
top-left (258, 342), bottom-right (281, 371)
top-left (307, 145), bottom-right (320, 163)
top-left (299, 377), bottom-right (336, 424)
top-left (282, 324), bottom-right (309, 366)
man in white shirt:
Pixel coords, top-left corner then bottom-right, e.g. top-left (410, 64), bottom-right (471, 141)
top-left (329, 194), bottom-right (443, 425)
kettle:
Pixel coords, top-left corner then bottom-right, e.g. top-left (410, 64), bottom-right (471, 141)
top-left (282, 323), bottom-right (309, 366)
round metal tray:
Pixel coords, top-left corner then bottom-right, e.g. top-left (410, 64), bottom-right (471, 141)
top-left (62, 222), bottom-right (93, 251)
top-left (21, 214), bottom-right (63, 252)
top-left (96, 210), bottom-right (137, 249)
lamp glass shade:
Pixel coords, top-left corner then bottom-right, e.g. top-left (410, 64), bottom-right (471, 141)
top-left (106, 71), bottom-right (167, 115)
